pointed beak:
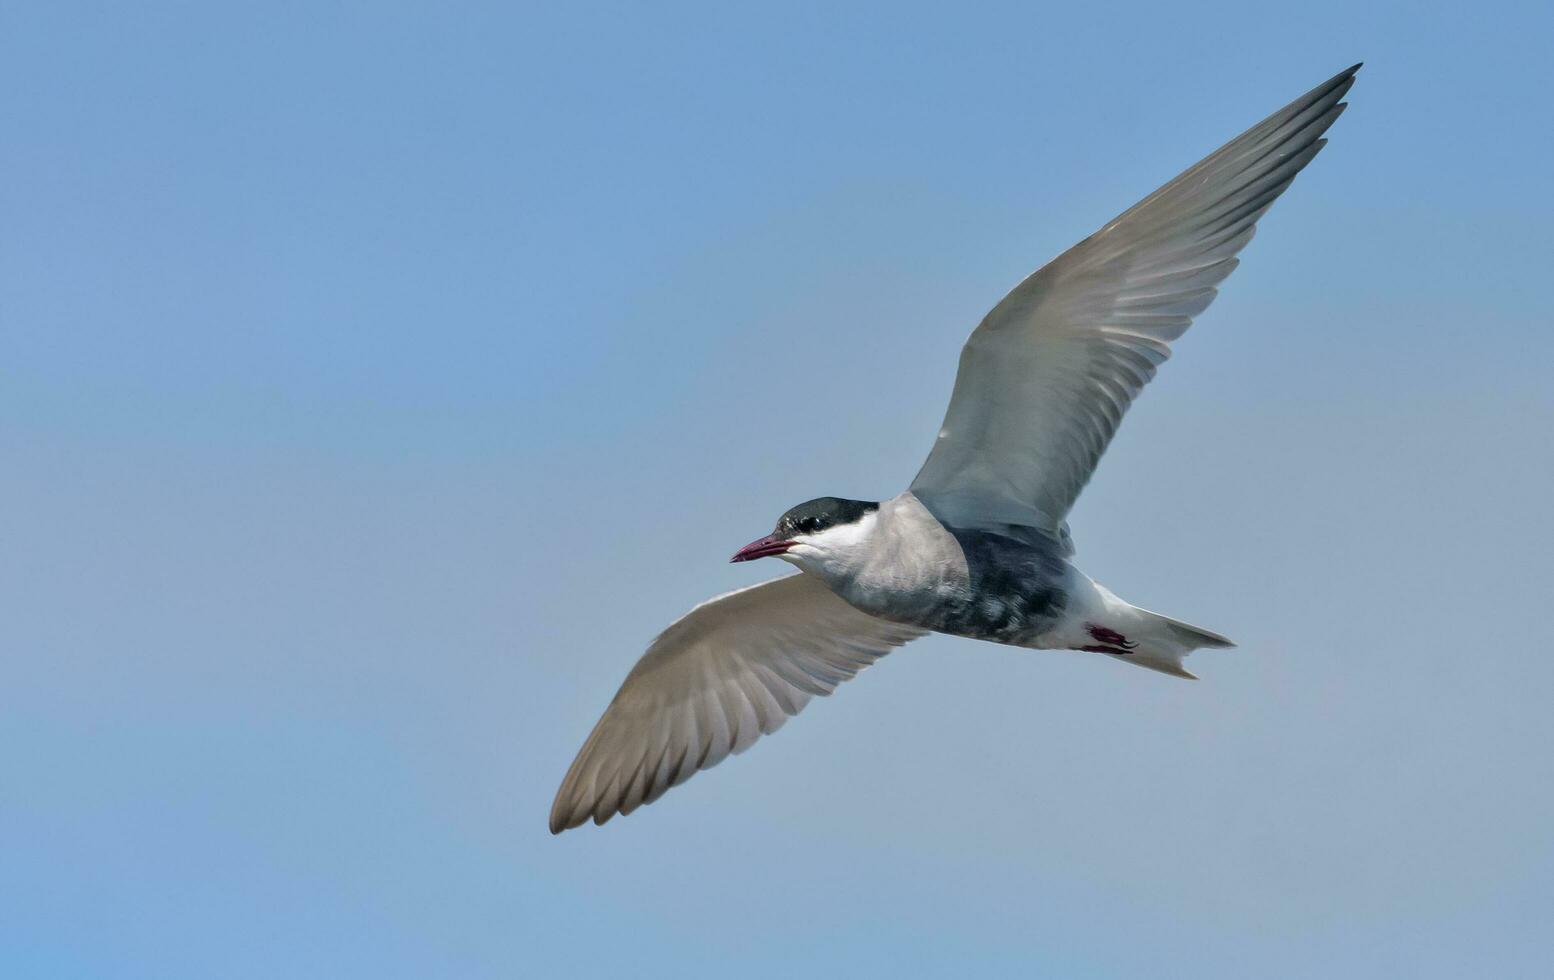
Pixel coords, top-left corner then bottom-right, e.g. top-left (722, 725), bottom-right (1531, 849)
top-left (730, 533), bottom-right (793, 563)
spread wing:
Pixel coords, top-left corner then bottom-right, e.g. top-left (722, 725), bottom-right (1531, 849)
top-left (549, 573), bottom-right (926, 833)
top-left (910, 65), bottom-right (1358, 532)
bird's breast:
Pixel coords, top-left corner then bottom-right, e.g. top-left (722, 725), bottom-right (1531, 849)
top-left (835, 519), bottom-right (1072, 647)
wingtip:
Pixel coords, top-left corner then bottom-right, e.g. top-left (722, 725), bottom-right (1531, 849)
top-left (548, 798), bottom-right (580, 835)
top-left (1321, 63), bottom-right (1363, 97)
top-left (549, 812), bottom-right (591, 835)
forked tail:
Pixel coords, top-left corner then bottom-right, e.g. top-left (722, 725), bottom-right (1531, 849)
top-left (1085, 607), bottom-right (1235, 680)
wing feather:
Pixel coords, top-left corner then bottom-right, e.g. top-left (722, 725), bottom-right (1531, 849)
top-left (911, 65), bottom-right (1358, 532)
top-left (549, 574), bottom-right (925, 833)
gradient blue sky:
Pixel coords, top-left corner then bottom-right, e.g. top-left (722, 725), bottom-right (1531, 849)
top-left (4, 2), bottom-right (1552, 977)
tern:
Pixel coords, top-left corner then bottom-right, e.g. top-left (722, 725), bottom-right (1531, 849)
top-left (551, 65), bottom-right (1359, 833)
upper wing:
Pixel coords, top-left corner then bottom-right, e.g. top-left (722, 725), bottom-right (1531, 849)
top-left (549, 573), bottom-right (926, 833)
top-left (910, 65), bottom-right (1359, 532)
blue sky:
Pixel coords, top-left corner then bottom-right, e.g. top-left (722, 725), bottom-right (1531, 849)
top-left (4, 2), bottom-right (1552, 977)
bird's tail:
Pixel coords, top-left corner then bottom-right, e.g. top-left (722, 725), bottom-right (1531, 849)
top-left (1104, 606), bottom-right (1235, 680)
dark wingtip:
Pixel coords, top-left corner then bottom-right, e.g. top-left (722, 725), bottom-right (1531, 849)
top-left (548, 799), bottom-right (578, 835)
top-left (1323, 63), bottom-right (1363, 95)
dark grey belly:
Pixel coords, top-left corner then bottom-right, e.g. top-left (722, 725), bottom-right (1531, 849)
top-left (915, 527), bottom-right (1070, 645)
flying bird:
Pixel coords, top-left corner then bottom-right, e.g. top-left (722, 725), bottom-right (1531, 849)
top-left (551, 65), bottom-right (1359, 833)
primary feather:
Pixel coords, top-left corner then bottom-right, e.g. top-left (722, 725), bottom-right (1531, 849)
top-left (910, 64), bottom-right (1358, 532)
top-left (549, 574), bottom-right (924, 833)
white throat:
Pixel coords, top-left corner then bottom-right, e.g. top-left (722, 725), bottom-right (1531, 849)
top-left (779, 509), bottom-right (881, 582)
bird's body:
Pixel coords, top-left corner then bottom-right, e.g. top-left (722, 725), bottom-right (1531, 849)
top-left (550, 65), bottom-right (1359, 833)
top-left (792, 492), bottom-right (1068, 646)
top-left (783, 492), bottom-right (1227, 675)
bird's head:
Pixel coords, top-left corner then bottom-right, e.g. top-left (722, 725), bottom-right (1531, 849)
top-left (730, 496), bottom-right (880, 571)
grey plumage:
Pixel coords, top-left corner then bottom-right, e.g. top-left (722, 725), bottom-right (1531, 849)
top-left (550, 65), bottom-right (1358, 833)
top-left (815, 494), bottom-right (1071, 646)
top-left (911, 64), bottom-right (1358, 534)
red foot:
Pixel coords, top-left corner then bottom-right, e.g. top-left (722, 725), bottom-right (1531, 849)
top-left (1085, 624), bottom-right (1138, 656)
